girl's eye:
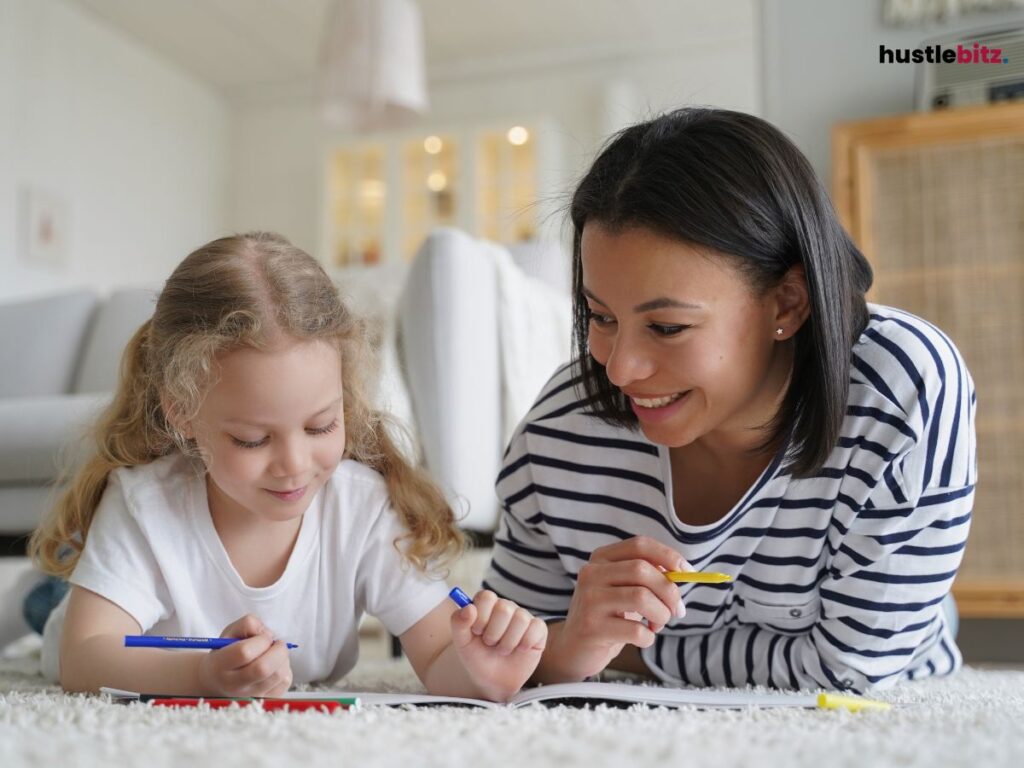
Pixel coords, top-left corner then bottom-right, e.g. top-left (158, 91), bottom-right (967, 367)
top-left (231, 436), bottom-right (267, 449)
top-left (307, 419), bottom-right (339, 436)
top-left (649, 323), bottom-right (689, 337)
top-left (586, 309), bottom-right (615, 326)
top-left (229, 419), bottom-right (338, 449)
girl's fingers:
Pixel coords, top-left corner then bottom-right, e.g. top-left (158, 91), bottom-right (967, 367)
top-left (449, 603), bottom-right (478, 649)
top-left (494, 610), bottom-right (532, 656)
top-left (214, 632), bottom-right (275, 671)
top-left (518, 617), bottom-right (548, 653)
top-left (469, 590), bottom-right (499, 636)
top-left (480, 599), bottom-right (517, 647)
top-left (227, 640), bottom-right (291, 695)
top-left (220, 613), bottom-right (267, 640)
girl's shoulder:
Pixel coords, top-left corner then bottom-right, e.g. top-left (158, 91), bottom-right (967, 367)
top-left (108, 452), bottom-right (199, 499)
top-left (322, 459), bottom-right (390, 506)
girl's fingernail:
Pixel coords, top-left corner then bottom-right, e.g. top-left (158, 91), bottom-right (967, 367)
top-left (677, 599), bottom-right (687, 618)
top-left (678, 560), bottom-right (695, 572)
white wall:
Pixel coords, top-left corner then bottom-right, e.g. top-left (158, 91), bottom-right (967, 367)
top-left (761, 0), bottom-right (1024, 183)
top-left (228, 6), bottom-right (759, 258)
top-left (0, 0), bottom-right (230, 301)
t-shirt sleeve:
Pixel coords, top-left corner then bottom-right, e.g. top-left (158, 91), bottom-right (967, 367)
top-left (357, 497), bottom-right (451, 637)
top-left (70, 470), bottom-right (173, 631)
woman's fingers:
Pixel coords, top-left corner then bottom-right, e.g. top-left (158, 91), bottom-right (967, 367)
top-left (578, 559), bottom-right (682, 622)
top-left (591, 536), bottom-right (688, 572)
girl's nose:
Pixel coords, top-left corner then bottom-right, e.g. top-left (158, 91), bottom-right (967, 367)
top-left (272, 435), bottom-right (310, 479)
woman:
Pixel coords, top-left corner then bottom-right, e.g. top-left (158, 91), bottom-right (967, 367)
top-left (483, 107), bottom-right (975, 693)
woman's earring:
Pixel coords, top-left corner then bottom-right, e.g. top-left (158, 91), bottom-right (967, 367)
top-left (775, 328), bottom-right (784, 337)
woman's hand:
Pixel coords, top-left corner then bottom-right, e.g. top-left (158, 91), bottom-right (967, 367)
top-left (543, 536), bottom-right (688, 682)
top-left (198, 614), bottom-right (294, 697)
top-left (449, 590), bottom-right (548, 702)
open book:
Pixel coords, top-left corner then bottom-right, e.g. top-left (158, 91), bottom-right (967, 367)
top-left (103, 682), bottom-right (889, 712)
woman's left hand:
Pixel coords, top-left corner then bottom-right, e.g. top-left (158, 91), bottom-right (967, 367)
top-left (449, 590), bottom-right (548, 701)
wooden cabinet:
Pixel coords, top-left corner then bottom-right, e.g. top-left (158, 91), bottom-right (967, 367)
top-left (833, 103), bottom-right (1024, 618)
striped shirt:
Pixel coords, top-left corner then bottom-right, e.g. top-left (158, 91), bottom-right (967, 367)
top-left (484, 304), bottom-right (976, 692)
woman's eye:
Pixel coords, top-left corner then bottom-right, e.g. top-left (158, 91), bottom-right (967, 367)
top-left (587, 310), bottom-right (615, 326)
top-left (231, 436), bottom-right (267, 449)
top-left (649, 323), bottom-right (689, 337)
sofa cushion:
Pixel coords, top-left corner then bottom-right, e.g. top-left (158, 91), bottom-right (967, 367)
top-left (73, 288), bottom-right (157, 394)
top-left (0, 290), bottom-right (97, 397)
top-left (0, 394), bottom-right (109, 484)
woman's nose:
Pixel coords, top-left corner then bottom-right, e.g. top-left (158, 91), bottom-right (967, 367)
top-left (603, 334), bottom-right (655, 387)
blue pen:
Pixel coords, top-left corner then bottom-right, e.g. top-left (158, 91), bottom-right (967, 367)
top-left (124, 635), bottom-right (299, 650)
top-left (448, 586), bottom-right (473, 608)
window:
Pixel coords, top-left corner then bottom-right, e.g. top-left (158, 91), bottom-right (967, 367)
top-left (324, 122), bottom-right (548, 267)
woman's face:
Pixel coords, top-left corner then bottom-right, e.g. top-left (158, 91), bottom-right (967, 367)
top-left (581, 223), bottom-right (802, 453)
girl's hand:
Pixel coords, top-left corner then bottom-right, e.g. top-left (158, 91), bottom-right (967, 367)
top-left (198, 614), bottom-right (294, 697)
top-left (450, 590), bottom-right (547, 702)
top-left (549, 536), bottom-right (687, 681)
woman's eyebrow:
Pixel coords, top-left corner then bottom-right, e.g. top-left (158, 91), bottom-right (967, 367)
top-left (634, 297), bottom-right (703, 312)
top-left (583, 287), bottom-right (702, 313)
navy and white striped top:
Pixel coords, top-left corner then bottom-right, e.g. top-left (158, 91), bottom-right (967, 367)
top-left (484, 304), bottom-right (976, 692)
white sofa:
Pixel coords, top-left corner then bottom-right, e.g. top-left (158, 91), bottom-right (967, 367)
top-left (0, 288), bottom-right (157, 536)
top-left (0, 228), bottom-right (571, 539)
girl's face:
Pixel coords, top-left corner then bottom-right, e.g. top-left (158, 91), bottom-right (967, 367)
top-left (181, 339), bottom-right (347, 523)
top-left (581, 223), bottom-right (804, 453)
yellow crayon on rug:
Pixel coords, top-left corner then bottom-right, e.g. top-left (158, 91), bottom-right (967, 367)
top-left (664, 571), bottom-right (733, 584)
top-left (816, 693), bottom-right (892, 712)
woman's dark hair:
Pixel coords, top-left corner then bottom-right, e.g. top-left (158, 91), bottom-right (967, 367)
top-left (570, 107), bottom-right (873, 478)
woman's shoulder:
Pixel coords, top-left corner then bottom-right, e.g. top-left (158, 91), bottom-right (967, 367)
top-left (850, 303), bottom-right (974, 418)
top-left (517, 361), bottom-right (615, 429)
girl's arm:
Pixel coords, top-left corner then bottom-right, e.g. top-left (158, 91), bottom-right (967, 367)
top-left (60, 586), bottom-right (293, 696)
top-left (400, 590), bottom-right (547, 702)
top-left (60, 586), bottom-right (203, 694)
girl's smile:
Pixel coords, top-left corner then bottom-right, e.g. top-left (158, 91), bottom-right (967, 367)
top-left (264, 486), bottom-right (308, 503)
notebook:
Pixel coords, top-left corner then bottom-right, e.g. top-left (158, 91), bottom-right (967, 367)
top-left (103, 682), bottom-right (890, 712)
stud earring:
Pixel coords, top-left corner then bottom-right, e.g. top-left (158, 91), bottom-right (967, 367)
top-left (775, 328), bottom-right (784, 336)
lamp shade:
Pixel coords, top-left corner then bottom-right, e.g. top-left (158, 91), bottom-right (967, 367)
top-left (318, 0), bottom-right (429, 131)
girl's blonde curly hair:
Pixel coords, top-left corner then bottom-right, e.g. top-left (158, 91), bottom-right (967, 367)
top-left (30, 232), bottom-right (462, 578)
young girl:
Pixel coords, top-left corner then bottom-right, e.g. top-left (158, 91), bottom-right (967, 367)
top-left (30, 232), bottom-right (546, 701)
top-left (483, 107), bottom-right (975, 693)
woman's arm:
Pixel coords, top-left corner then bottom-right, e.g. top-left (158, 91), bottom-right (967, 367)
top-left (60, 586), bottom-right (293, 696)
top-left (400, 590), bottom-right (547, 702)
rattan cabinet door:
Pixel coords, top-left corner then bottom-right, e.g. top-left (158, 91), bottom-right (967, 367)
top-left (834, 103), bottom-right (1024, 618)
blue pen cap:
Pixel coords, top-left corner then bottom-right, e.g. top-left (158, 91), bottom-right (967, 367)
top-left (448, 586), bottom-right (473, 608)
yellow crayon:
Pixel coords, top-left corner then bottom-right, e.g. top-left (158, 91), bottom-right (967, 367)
top-left (664, 571), bottom-right (733, 584)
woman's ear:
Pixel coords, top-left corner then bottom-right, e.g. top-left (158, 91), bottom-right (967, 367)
top-left (160, 394), bottom-right (194, 440)
top-left (772, 265), bottom-right (811, 340)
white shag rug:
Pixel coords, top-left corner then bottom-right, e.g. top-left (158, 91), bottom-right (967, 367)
top-left (2, 646), bottom-right (1023, 768)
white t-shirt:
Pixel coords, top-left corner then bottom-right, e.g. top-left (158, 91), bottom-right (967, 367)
top-left (42, 452), bottom-right (450, 684)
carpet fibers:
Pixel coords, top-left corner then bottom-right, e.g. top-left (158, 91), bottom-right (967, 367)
top-left (2, 649), bottom-right (1022, 768)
